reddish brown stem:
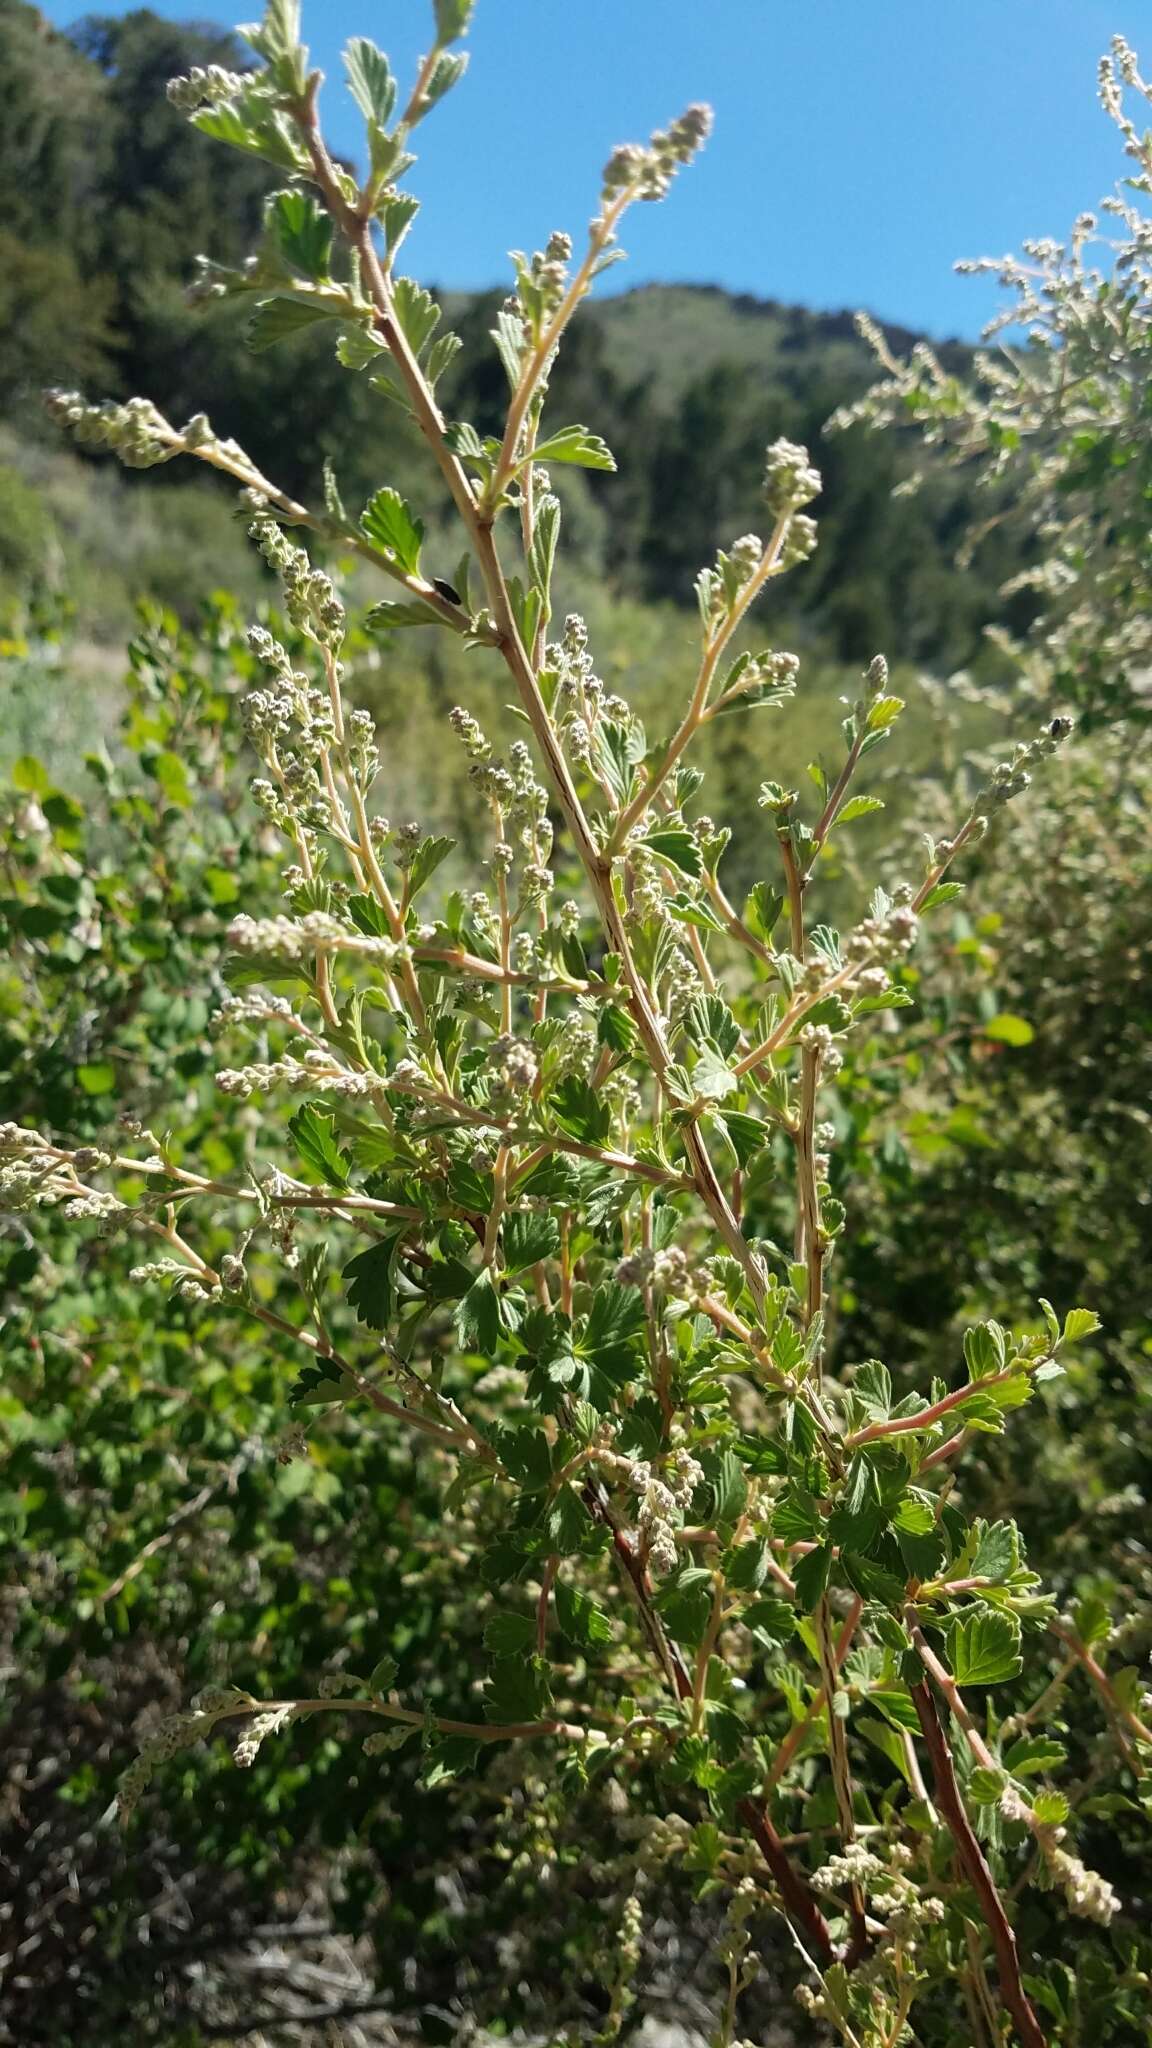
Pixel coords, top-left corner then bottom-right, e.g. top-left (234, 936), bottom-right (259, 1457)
top-left (910, 1681), bottom-right (1047, 2048)
top-left (736, 1799), bottom-right (834, 1966)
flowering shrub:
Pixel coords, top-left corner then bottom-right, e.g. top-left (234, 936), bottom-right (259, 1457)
top-left (833, 34), bottom-right (1152, 728)
top-left (12, 5), bottom-right (1152, 2041)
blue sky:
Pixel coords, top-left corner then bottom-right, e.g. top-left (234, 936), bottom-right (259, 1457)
top-left (43, 0), bottom-right (1147, 339)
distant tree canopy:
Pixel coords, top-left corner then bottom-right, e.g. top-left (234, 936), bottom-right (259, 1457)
top-left (0, 1), bottom-right (1030, 669)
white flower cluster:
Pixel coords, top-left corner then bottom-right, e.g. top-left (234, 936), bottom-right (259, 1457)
top-left (129, 1259), bottom-right (218, 1302)
top-left (1045, 1842), bottom-right (1120, 1924)
top-left (61, 1190), bottom-right (126, 1222)
top-left (763, 437), bottom-right (822, 518)
top-left (228, 912), bottom-right (396, 962)
top-left (630, 1449), bottom-right (704, 1575)
top-left (615, 1245), bottom-right (697, 1298)
top-left (234, 1703), bottom-right (297, 1769)
top-left (212, 989), bottom-right (300, 1032)
top-left (601, 103), bottom-right (713, 205)
top-left (117, 1705), bottom-right (224, 1824)
top-left (363, 1723), bottom-right (415, 1757)
top-left (216, 1051), bottom-right (376, 1101)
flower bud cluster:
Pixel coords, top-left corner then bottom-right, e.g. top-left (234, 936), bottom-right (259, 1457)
top-left (249, 515), bottom-right (346, 646)
top-left (545, 614), bottom-right (631, 776)
top-left (635, 1811), bottom-right (693, 1871)
top-left (844, 895), bottom-right (919, 967)
top-left (118, 1703), bottom-right (230, 1823)
top-left (234, 1703), bottom-right (296, 1768)
top-left (601, 103), bottom-right (713, 205)
top-left (663, 947), bottom-right (705, 1026)
top-left (363, 1724), bottom-right (414, 1757)
top-left (615, 1245), bottom-right (696, 1296)
top-left (509, 230), bottom-right (574, 330)
top-left (550, 1010), bottom-right (597, 1081)
top-left (628, 1448), bottom-right (705, 1574)
top-left (45, 390), bottom-right (177, 470)
top-left (217, 1051), bottom-right (374, 1101)
top-left (763, 438), bottom-right (822, 517)
top-left (486, 1034), bottom-right (539, 1104)
top-left (212, 989), bottom-right (299, 1033)
top-left (726, 649), bottom-right (800, 705)
top-left (228, 911), bottom-right (396, 962)
top-left (976, 717), bottom-right (1074, 814)
top-left (166, 65), bottom-right (248, 110)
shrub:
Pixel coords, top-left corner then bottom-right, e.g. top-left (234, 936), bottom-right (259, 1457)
top-left (833, 35), bottom-right (1152, 729)
top-left (9, 6), bottom-right (1151, 2042)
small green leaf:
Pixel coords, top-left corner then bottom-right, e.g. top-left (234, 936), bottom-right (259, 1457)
top-left (964, 1320), bottom-right (1007, 1380)
top-left (865, 694), bottom-right (904, 731)
top-left (968, 1518), bottom-right (1019, 1582)
top-left (434, 0), bottom-right (475, 43)
top-left (551, 1078), bottom-right (611, 1144)
top-left (708, 1109), bottom-right (765, 1167)
top-left (12, 755), bottom-right (49, 794)
top-left (289, 1102), bottom-right (352, 1187)
top-left (1061, 1307), bottom-right (1102, 1344)
top-left (919, 881), bottom-right (965, 911)
top-left (425, 329), bottom-right (463, 390)
top-left (555, 1578), bottom-right (613, 1648)
top-left (502, 1212), bottom-right (561, 1274)
top-left (641, 829), bottom-right (703, 878)
top-left (344, 1236), bottom-right (403, 1329)
top-left (1003, 1735), bottom-right (1067, 1777)
top-left (742, 1596), bottom-right (795, 1644)
top-left (344, 36), bottom-right (396, 127)
top-left (948, 1608), bottom-right (1022, 1687)
top-left (289, 1363), bottom-right (346, 1407)
top-left (392, 276), bottom-right (442, 360)
top-left (152, 750), bottom-right (191, 808)
top-left (347, 892), bottom-right (391, 938)
top-left (361, 486), bottom-right (425, 575)
top-left (1072, 1594), bottom-right (1111, 1646)
top-left (483, 1612), bottom-right (537, 1656)
top-left (365, 598), bottom-right (445, 632)
top-left (528, 494), bottom-right (561, 613)
top-left (691, 1045), bottom-right (737, 1101)
top-left (77, 1061), bottom-right (116, 1096)
top-left (268, 188), bottom-right (334, 279)
top-left (596, 1003), bottom-right (637, 1054)
top-left (530, 425), bottom-right (616, 471)
top-left (483, 1651), bottom-right (552, 1723)
top-left (706, 1448), bottom-right (747, 1530)
top-left (835, 794), bottom-right (885, 824)
top-left (982, 1013), bottom-right (1035, 1047)
top-left (454, 1268), bottom-right (500, 1355)
top-left (248, 294), bottom-right (342, 351)
top-left (193, 101), bottom-right (310, 174)
top-left (405, 834), bottom-right (455, 900)
top-left (656, 1568), bottom-right (715, 1648)
top-left (792, 1543), bottom-right (832, 1609)
top-left (969, 1765), bottom-right (1008, 1804)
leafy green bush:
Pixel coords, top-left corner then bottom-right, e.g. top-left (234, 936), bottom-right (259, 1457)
top-left (6, 7), bottom-right (1152, 2046)
top-left (834, 35), bottom-right (1152, 728)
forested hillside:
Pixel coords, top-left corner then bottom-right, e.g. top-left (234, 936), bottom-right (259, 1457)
top-left (0, 0), bottom-right (1028, 674)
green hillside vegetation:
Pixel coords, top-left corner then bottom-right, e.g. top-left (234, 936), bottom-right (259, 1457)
top-left (0, 0), bottom-right (1028, 685)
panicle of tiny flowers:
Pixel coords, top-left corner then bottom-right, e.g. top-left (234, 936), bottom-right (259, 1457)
top-left (227, 911), bottom-right (397, 962)
top-left (601, 104), bottom-right (713, 206)
top-left (249, 515), bottom-right (347, 646)
top-left (762, 437), bottom-right (822, 517)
